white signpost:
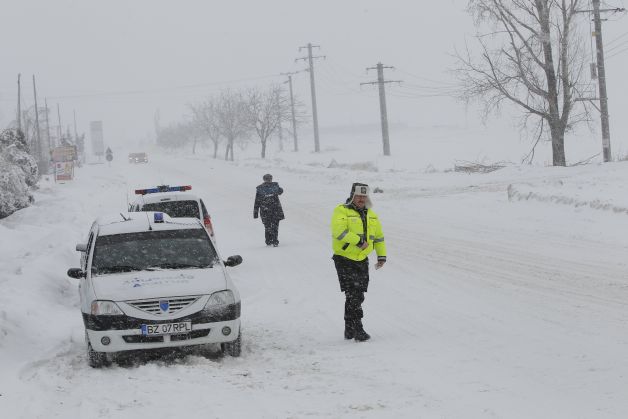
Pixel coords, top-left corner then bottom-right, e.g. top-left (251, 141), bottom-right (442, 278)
top-left (90, 121), bottom-right (104, 160)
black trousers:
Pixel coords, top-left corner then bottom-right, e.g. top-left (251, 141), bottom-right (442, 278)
top-left (333, 255), bottom-right (369, 321)
top-left (263, 219), bottom-right (280, 245)
top-left (344, 289), bottom-right (365, 321)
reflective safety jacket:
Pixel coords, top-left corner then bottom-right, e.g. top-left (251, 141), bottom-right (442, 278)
top-left (331, 204), bottom-right (386, 262)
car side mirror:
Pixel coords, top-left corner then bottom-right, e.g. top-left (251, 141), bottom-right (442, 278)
top-left (76, 243), bottom-right (87, 252)
top-left (67, 268), bottom-right (86, 279)
top-left (224, 255), bottom-right (243, 267)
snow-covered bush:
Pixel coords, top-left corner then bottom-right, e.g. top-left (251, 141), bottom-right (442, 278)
top-left (0, 129), bottom-right (38, 219)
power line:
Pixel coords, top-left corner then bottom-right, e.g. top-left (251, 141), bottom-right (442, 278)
top-left (605, 38), bottom-right (628, 52)
top-left (45, 74), bottom-right (280, 100)
top-left (394, 68), bottom-right (459, 87)
top-left (606, 45), bottom-right (628, 59)
top-left (605, 30), bottom-right (628, 45)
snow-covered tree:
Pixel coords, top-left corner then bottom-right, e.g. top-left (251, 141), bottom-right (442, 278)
top-left (189, 99), bottom-right (223, 158)
top-left (216, 90), bottom-right (250, 161)
top-left (0, 129), bottom-right (38, 219)
top-left (456, 0), bottom-right (591, 166)
top-left (245, 85), bottom-right (291, 159)
top-left (155, 122), bottom-right (193, 149)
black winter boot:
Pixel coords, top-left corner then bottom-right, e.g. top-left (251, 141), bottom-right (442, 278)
top-left (353, 319), bottom-right (370, 342)
top-left (344, 320), bottom-right (355, 340)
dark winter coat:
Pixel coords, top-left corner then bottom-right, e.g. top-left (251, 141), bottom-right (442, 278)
top-left (254, 182), bottom-right (285, 224)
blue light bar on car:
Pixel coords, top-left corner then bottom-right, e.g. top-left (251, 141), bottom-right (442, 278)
top-left (134, 185), bottom-right (192, 195)
top-left (154, 212), bottom-right (164, 223)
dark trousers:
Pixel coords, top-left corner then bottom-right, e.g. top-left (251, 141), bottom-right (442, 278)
top-left (344, 289), bottom-right (365, 321)
top-left (263, 219), bottom-right (279, 245)
top-left (333, 255), bottom-right (369, 322)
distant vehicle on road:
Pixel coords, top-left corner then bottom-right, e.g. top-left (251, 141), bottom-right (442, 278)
top-left (67, 211), bottom-right (243, 367)
top-left (129, 185), bottom-right (215, 238)
top-left (128, 152), bottom-right (148, 163)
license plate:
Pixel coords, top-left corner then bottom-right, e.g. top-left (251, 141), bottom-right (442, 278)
top-left (140, 321), bottom-right (192, 336)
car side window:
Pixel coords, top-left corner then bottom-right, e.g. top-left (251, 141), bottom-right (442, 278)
top-left (200, 199), bottom-right (210, 218)
top-left (82, 231), bottom-right (95, 270)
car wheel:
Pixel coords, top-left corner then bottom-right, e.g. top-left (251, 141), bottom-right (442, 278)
top-left (87, 342), bottom-right (110, 368)
top-left (221, 330), bottom-right (241, 357)
top-left (85, 332), bottom-right (110, 368)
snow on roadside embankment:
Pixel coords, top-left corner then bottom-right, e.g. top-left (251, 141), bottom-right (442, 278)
top-left (507, 162), bottom-right (628, 215)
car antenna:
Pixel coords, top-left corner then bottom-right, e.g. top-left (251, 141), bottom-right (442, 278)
top-left (120, 213), bottom-right (128, 221)
top-left (145, 212), bottom-right (152, 230)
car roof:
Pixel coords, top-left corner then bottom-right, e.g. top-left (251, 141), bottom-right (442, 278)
top-left (96, 212), bottom-right (203, 236)
top-left (133, 191), bottom-right (200, 205)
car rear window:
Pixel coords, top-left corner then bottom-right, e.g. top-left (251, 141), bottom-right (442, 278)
top-left (141, 200), bottom-right (200, 219)
top-left (91, 229), bottom-right (218, 275)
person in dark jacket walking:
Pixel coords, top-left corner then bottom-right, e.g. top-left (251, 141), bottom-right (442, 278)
top-left (254, 174), bottom-right (285, 246)
top-left (331, 182), bottom-right (386, 341)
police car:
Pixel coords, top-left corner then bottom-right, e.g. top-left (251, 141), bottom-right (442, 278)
top-left (67, 211), bottom-right (242, 367)
top-left (129, 185), bottom-right (214, 238)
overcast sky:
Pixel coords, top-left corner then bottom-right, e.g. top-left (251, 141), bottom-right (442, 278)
top-left (1, 0), bottom-right (627, 156)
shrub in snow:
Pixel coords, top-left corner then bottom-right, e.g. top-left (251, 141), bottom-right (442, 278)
top-left (4, 144), bottom-right (38, 187)
top-left (0, 129), bottom-right (38, 219)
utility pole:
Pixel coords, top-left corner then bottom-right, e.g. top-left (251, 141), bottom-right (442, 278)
top-left (32, 75), bottom-right (42, 167)
top-left (576, 2), bottom-right (625, 161)
top-left (281, 69), bottom-right (307, 152)
top-left (285, 74), bottom-right (297, 152)
top-left (592, 0), bottom-right (614, 162)
top-left (57, 103), bottom-right (63, 143)
top-left (361, 63), bottom-right (401, 156)
top-left (44, 98), bottom-right (52, 150)
top-left (17, 74), bottom-right (22, 133)
top-left (73, 109), bottom-right (78, 140)
top-left (296, 43), bottom-right (325, 152)
top-left (275, 88), bottom-right (284, 152)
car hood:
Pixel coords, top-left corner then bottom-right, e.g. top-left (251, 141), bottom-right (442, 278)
top-left (91, 267), bottom-right (227, 301)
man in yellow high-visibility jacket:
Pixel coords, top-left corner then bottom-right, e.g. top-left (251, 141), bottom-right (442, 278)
top-left (331, 183), bottom-right (386, 341)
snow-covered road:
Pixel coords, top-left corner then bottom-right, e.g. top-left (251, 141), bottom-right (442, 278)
top-left (2, 153), bottom-right (628, 418)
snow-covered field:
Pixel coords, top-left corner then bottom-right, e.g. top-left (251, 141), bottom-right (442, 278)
top-left (2, 135), bottom-right (628, 418)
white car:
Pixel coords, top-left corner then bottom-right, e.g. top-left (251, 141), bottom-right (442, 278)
top-left (128, 152), bottom-right (148, 163)
top-left (68, 211), bottom-right (242, 367)
top-left (129, 185), bottom-right (214, 238)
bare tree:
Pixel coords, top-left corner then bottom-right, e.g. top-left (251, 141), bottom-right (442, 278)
top-left (246, 85), bottom-right (291, 158)
top-left (216, 90), bottom-right (249, 161)
top-left (456, 0), bottom-right (591, 166)
top-left (156, 122), bottom-right (193, 149)
top-left (189, 98), bottom-right (222, 158)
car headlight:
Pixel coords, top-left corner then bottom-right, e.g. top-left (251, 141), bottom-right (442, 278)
top-left (204, 290), bottom-right (235, 310)
top-left (91, 300), bottom-right (124, 316)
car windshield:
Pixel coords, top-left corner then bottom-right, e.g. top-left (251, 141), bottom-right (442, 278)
top-left (141, 200), bottom-right (200, 219)
top-left (91, 228), bottom-right (218, 275)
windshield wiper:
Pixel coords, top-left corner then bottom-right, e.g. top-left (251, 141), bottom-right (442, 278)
top-left (95, 265), bottom-right (143, 274)
top-left (145, 262), bottom-right (211, 270)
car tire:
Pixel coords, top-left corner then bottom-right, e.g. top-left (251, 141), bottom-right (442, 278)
top-left (87, 342), bottom-right (110, 368)
top-left (85, 332), bottom-right (110, 368)
top-left (221, 330), bottom-right (241, 357)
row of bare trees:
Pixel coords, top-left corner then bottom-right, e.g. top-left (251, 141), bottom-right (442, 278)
top-left (157, 85), bottom-right (304, 160)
